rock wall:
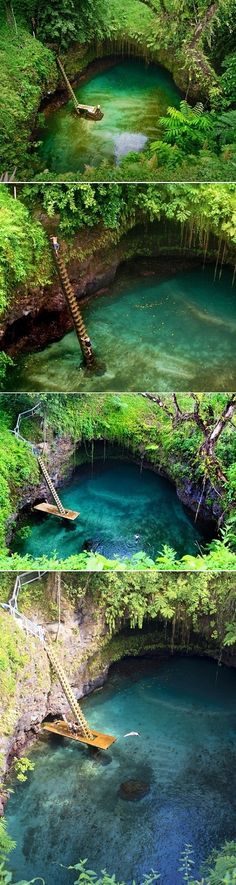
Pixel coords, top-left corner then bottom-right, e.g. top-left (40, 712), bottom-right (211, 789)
top-left (9, 436), bottom-right (221, 554)
top-left (2, 220), bottom-right (234, 356)
top-left (0, 592), bottom-right (109, 802)
top-left (48, 40), bottom-right (217, 106)
top-left (1, 580), bottom-right (235, 811)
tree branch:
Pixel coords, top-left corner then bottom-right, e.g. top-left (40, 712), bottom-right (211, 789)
top-left (142, 392), bottom-right (236, 487)
top-left (189, 2), bottom-right (218, 47)
top-left (141, 393), bottom-right (174, 418)
top-left (200, 395), bottom-right (236, 459)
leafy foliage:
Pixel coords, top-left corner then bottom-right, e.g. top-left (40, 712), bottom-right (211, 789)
top-left (1, 838), bottom-right (236, 885)
top-left (0, 354), bottom-right (13, 390)
top-left (0, 22), bottom-right (57, 176)
top-left (200, 842), bottom-right (236, 885)
top-left (22, 182), bottom-right (128, 235)
top-left (0, 393), bottom-right (235, 570)
top-left (0, 405), bottom-right (38, 556)
top-left (157, 101), bottom-right (213, 153)
top-left (1, 0), bottom-right (236, 178)
top-left (0, 819), bottom-right (15, 865)
top-left (37, 0), bottom-right (80, 50)
top-left (0, 188), bottom-right (51, 314)
top-left (13, 756), bottom-right (35, 783)
top-left (221, 53), bottom-right (236, 107)
top-left (37, 0), bottom-right (109, 49)
top-left (1, 183), bottom-right (236, 325)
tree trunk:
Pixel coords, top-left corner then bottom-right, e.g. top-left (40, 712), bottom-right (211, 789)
top-left (190, 2), bottom-right (218, 47)
top-left (200, 397), bottom-right (236, 459)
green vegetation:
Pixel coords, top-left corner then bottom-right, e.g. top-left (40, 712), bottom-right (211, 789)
top-left (0, 817), bottom-right (15, 865)
top-left (0, 392), bottom-right (235, 570)
top-left (1, 845), bottom-right (236, 885)
top-left (1, 570), bottom-right (235, 641)
top-left (12, 756), bottom-right (35, 782)
top-left (0, 402), bottom-right (38, 556)
top-left (0, 570), bottom-right (235, 771)
top-left (0, 569), bottom-right (236, 884)
top-left (1, 0), bottom-right (236, 179)
top-left (0, 183), bottom-right (236, 349)
top-left (0, 22), bottom-right (57, 175)
top-left (0, 187), bottom-right (50, 314)
top-left (22, 180), bottom-right (236, 241)
top-left (0, 609), bottom-right (29, 741)
top-left (49, 569), bottom-right (236, 642)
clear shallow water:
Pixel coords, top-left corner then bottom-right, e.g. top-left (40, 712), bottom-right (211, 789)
top-left (6, 656), bottom-right (236, 885)
top-left (14, 459), bottom-right (204, 561)
top-left (39, 59), bottom-right (180, 173)
top-left (6, 266), bottom-right (236, 392)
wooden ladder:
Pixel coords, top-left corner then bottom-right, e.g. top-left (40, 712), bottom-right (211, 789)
top-left (46, 640), bottom-right (93, 740)
top-left (38, 455), bottom-right (65, 515)
top-left (56, 56), bottom-right (103, 120)
top-left (51, 242), bottom-right (95, 368)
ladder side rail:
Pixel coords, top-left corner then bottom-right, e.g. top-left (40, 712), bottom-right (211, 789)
top-left (56, 57), bottom-right (102, 119)
top-left (8, 575), bottom-right (21, 611)
top-left (12, 403), bottom-right (42, 440)
top-left (38, 455), bottom-right (65, 515)
top-left (19, 572), bottom-right (48, 586)
top-left (46, 642), bottom-right (93, 740)
top-left (57, 56), bottom-right (81, 111)
top-left (50, 242), bottom-right (95, 368)
top-left (3, 605), bottom-right (45, 643)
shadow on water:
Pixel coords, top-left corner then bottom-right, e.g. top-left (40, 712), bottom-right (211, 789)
top-left (6, 656), bottom-right (236, 885)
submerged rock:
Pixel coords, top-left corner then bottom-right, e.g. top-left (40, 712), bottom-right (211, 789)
top-left (119, 779), bottom-right (150, 800)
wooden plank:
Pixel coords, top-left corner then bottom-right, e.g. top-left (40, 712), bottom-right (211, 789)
top-left (56, 58), bottom-right (103, 120)
top-left (76, 103), bottom-right (103, 118)
top-left (42, 720), bottom-right (116, 750)
top-left (33, 502), bottom-right (79, 521)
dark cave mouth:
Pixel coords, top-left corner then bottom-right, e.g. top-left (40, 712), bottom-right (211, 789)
top-left (1, 254), bottom-right (206, 355)
top-left (2, 256), bottom-right (236, 393)
top-left (5, 655), bottom-right (236, 885)
top-left (12, 446), bottom-right (217, 563)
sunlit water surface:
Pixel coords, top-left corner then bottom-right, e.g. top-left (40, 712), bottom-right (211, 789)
top-left (14, 459), bottom-right (205, 561)
top-left (6, 657), bottom-right (236, 885)
top-left (39, 59), bottom-right (180, 172)
top-left (6, 266), bottom-right (236, 392)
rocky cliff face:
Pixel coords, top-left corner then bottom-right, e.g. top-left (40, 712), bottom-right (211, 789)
top-left (0, 226), bottom-right (121, 354)
top-left (1, 219), bottom-right (230, 356)
top-left (6, 436), bottom-right (76, 545)
top-left (8, 436), bottom-right (221, 553)
top-left (1, 578), bottom-right (236, 812)
top-left (0, 592), bottom-right (110, 807)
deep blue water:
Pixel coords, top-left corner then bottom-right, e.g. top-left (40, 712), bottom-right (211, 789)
top-left (6, 656), bottom-right (236, 885)
top-left (14, 459), bottom-right (204, 561)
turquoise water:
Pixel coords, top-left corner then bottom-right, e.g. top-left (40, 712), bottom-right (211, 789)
top-left (39, 59), bottom-right (180, 173)
top-left (6, 656), bottom-right (236, 885)
top-left (5, 266), bottom-right (236, 393)
top-left (14, 459), bottom-right (204, 561)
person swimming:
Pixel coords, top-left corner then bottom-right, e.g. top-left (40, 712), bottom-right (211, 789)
top-left (123, 731), bottom-right (140, 737)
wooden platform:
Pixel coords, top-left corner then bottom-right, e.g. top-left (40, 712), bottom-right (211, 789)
top-left (33, 503), bottom-right (79, 521)
top-left (76, 103), bottom-right (103, 120)
top-left (42, 720), bottom-right (116, 750)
